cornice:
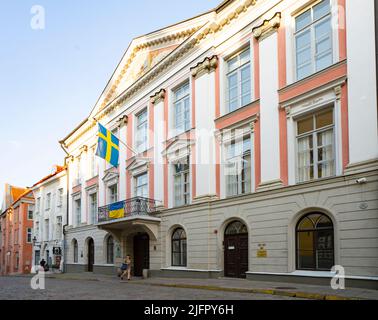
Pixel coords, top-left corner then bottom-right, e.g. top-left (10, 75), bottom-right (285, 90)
top-left (64, 0), bottom-right (258, 147)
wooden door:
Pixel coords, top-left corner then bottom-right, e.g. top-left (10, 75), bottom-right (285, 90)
top-left (88, 239), bottom-right (94, 272)
top-left (133, 234), bottom-right (149, 277)
top-left (224, 233), bottom-right (248, 278)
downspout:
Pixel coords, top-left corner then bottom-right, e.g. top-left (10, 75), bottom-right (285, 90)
top-left (375, 0), bottom-right (378, 127)
top-left (60, 142), bottom-right (70, 273)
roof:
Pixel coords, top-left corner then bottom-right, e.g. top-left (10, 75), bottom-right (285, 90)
top-left (1, 188), bottom-right (34, 216)
top-left (32, 165), bottom-right (66, 188)
top-left (11, 186), bottom-right (28, 203)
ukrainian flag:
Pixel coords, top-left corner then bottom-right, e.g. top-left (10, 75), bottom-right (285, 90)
top-left (96, 123), bottom-right (120, 167)
top-left (108, 201), bottom-right (124, 219)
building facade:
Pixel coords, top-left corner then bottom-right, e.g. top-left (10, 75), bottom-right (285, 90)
top-left (0, 187), bottom-right (34, 275)
top-left (60, 0), bottom-right (378, 288)
top-left (31, 165), bottom-right (67, 273)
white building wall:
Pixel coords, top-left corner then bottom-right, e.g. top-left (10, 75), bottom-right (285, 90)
top-left (259, 32), bottom-right (281, 186)
top-left (346, 0), bottom-right (378, 164)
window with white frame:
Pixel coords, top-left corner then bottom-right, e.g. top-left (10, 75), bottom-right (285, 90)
top-left (225, 134), bottom-right (252, 197)
top-left (90, 147), bottom-right (98, 178)
top-left (296, 108), bottom-right (335, 182)
top-left (226, 47), bottom-right (251, 113)
top-left (46, 193), bottom-right (51, 210)
top-left (35, 221), bottom-right (39, 240)
top-left (173, 82), bottom-right (190, 135)
top-left (36, 197), bottom-right (41, 213)
top-left (45, 219), bottom-right (49, 240)
top-left (108, 184), bottom-right (118, 204)
top-left (89, 192), bottom-right (98, 224)
top-left (295, 0), bottom-right (333, 80)
top-left (28, 205), bottom-right (34, 220)
top-left (75, 199), bottom-right (81, 226)
top-left (76, 157), bottom-right (81, 185)
top-left (174, 158), bottom-right (190, 207)
top-left (56, 216), bottom-right (62, 240)
top-left (27, 228), bottom-right (32, 243)
top-left (135, 173), bottom-right (148, 198)
top-left (136, 109), bottom-right (148, 153)
top-left (57, 188), bottom-right (63, 207)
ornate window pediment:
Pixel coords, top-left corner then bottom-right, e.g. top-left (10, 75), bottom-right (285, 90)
top-left (126, 157), bottom-right (151, 177)
top-left (163, 139), bottom-right (194, 164)
top-left (103, 168), bottom-right (119, 186)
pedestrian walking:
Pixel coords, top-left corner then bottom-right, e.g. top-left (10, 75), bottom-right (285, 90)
top-left (120, 255), bottom-right (132, 281)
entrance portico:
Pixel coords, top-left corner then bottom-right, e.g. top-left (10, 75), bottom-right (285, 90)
top-left (96, 197), bottom-right (160, 276)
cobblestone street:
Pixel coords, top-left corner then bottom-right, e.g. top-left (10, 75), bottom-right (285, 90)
top-left (0, 275), bottom-right (300, 300)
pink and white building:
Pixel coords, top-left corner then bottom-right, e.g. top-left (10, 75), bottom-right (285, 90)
top-left (60, 0), bottom-right (378, 288)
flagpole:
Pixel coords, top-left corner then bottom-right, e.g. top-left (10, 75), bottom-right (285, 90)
top-left (93, 117), bottom-right (139, 156)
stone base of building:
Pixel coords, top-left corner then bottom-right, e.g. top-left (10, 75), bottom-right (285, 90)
top-left (65, 264), bottom-right (117, 275)
top-left (246, 272), bottom-right (378, 290)
top-left (149, 268), bottom-right (222, 279)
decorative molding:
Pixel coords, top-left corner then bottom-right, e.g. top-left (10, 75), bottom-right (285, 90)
top-left (64, 0), bottom-right (258, 147)
top-left (191, 56), bottom-right (218, 78)
top-left (252, 12), bottom-right (281, 40)
top-left (334, 86), bottom-right (342, 101)
top-left (79, 145), bottom-right (88, 155)
top-left (118, 115), bottom-right (128, 126)
top-left (150, 89), bottom-right (166, 105)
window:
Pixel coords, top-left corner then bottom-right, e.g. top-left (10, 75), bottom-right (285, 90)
top-left (108, 185), bottom-right (118, 204)
top-left (174, 159), bottom-right (190, 207)
top-left (226, 47), bottom-right (251, 112)
top-left (75, 199), bottom-right (81, 226)
top-left (15, 252), bottom-right (19, 270)
top-left (90, 147), bottom-right (98, 178)
top-left (36, 197), bottom-right (41, 213)
top-left (76, 157), bottom-right (81, 185)
top-left (106, 236), bottom-right (114, 264)
top-left (28, 205), bottom-right (34, 220)
top-left (46, 193), bottom-right (51, 210)
top-left (135, 173), bottom-right (148, 198)
top-left (73, 239), bottom-right (78, 263)
top-left (296, 108), bottom-right (335, 182)
top-left (89, 193), bottom-right (98, 224)
top-left (296, 212), bottom-right (334, 270)
top-left (27, 228), bottom-right (32, 243)
top-left (295, 0), bottom-right (333, 80)
top-left (225, 135), bottom-right (252, 196)
top-left (172, 228), bottom-right (187, 267)
top-left (45, 219), bottom-right (49, 240)
top-left (56, 216), bottom-right (62, 240)
top-left (136, 109), bottom-right (148, 153)
top-left (35, 222), bottom-right (39, 240)
top-left (173, 82), bottom-right (190, 135)
top-left (57, 189), bottom-right (63, 207)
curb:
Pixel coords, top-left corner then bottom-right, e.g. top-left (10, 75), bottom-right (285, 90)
top-left (134, 282), bottom-right (363, 300)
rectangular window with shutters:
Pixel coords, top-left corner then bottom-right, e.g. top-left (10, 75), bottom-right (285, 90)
top-left (296, 108), bottom-right (335, 182)
top-left (226, 47), bottom-right (251, 112)
top-left (295, 0), bottom-right (333, 80)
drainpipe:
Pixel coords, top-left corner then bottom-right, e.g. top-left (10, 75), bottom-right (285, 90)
top-left (60, 142), bottom-right (70, 273)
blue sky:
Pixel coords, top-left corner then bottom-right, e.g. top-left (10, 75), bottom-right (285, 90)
top-left (0, 0), bottom-right (220, 205)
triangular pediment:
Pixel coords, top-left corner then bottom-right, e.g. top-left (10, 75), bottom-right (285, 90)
top-left (126, 157), bottom-right (151, 173)
top-left (163, 138), bottom-right (195, 163)
top-left (102, 169), bottom-right (119, 183)
top-left (89, 14), bottom-right (212, 119)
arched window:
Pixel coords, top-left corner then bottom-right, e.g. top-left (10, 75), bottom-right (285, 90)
top-left (296, 212), bottom-right (334, 270)
top-left (73, 239), bottom-right (78, 263)
top-left (225, 221), bottom-right (248, 235)
top-left (106, 236), bottom-right (114, 264)
top-left (172, 228), bottom-right (187, 267)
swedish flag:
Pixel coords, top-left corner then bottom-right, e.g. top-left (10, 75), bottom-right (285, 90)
top-left (96, 123), bottom-right (120, 167)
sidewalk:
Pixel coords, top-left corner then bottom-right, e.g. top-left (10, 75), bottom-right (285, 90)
top-left (43, 273), bottom-right (378, 300)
